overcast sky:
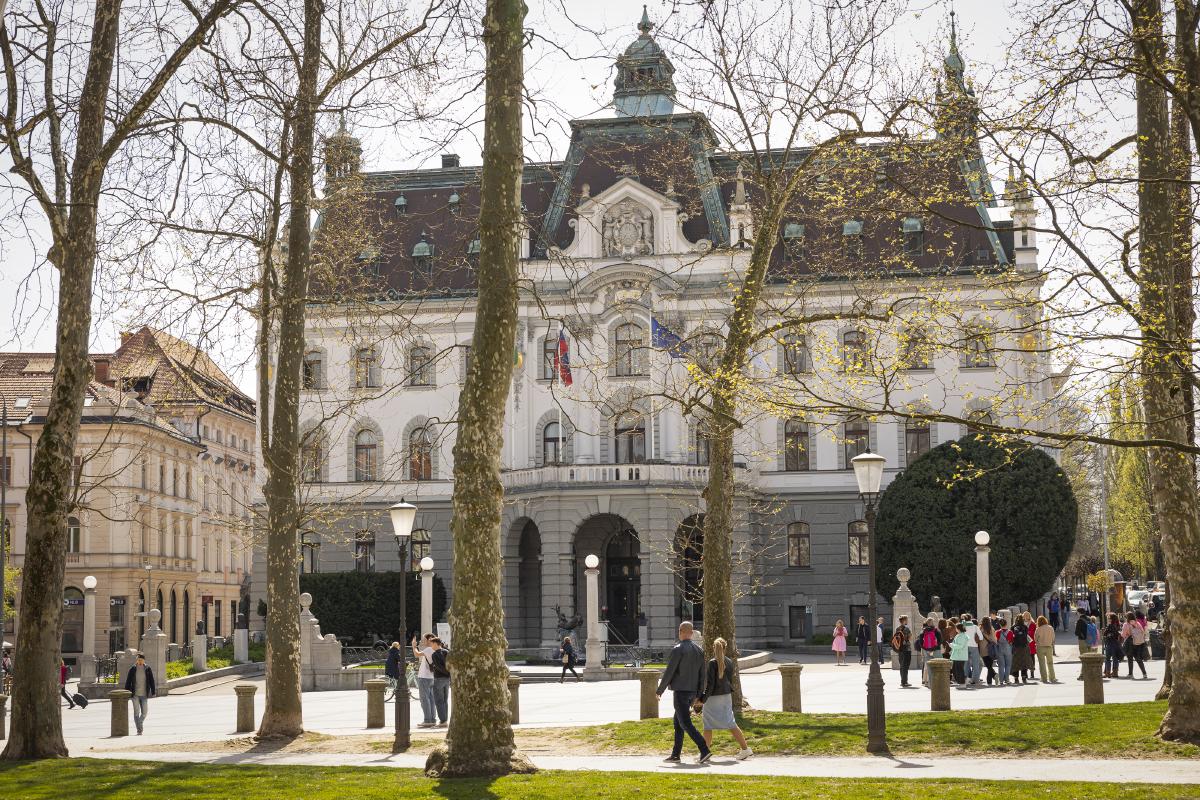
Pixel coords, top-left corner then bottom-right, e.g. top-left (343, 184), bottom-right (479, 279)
top-left (0, 0), bottom-right (1020, 393)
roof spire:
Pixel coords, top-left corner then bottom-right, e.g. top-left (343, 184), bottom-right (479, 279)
top-left (943, 4), bottom-right (965, 83)
top-left (638, 5), bottom-right (653, 35)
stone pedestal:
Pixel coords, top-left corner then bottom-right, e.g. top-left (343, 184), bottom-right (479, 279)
top-left (108, 689), bottom-right (132, 737)
top-left (81, 585), bottom-right (97, 686)
top-left (233, 629), bottom-right (249, 664)
top-left (928, 659), bottom-right (951, 711)
top-left (890, 568), bottom-right (922, 670)
top-left (365, 679), bottom-right (387, 728)
top-left (298, 592), bottom-right (345, 692)
top-left (139, 610), bottom-right (169, 696)
top-left (234, 684), bottom-right (257, 733)
top-left (507, 674), bottom-right (521, 725)
top-left (421, 568), bottom-right (435, 637)
top-left (779, 663), bottom-right (803, 712)
top-left (1081, 652), bottom-right (1105, 704)
top-left (192, 635), bottom-right (208, 672)
top-left (584, 566), bottom-right (604, 676)
top-left (638, 669), bottom-right (661, 719)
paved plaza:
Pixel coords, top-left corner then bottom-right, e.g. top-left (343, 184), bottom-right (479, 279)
top-left (61, 643), bottom-right (1168, 755)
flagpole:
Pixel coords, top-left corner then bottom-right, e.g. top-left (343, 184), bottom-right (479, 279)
top-left (648, 301), bottom-right (655, 462)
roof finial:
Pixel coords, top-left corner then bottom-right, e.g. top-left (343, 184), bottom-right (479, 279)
top-left (944, 3), bottom-right (964, 78)
top-left (638, 5), bottom-right (653, 35)
top-left (338, 110), bottom-right (348, 134)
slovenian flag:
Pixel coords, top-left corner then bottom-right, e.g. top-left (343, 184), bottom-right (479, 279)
top-left (651, 317), bottom-right (687, 358)
top-left (555, 329), bottom-right (573, 386)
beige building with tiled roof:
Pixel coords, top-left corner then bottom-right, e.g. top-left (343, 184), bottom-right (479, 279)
top-left (0, 329), bottom-right (256, 663)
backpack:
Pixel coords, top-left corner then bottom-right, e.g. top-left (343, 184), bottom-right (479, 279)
top-left (1012, 625), bottom-right (1029, 647)
top-left (1130, 624), bottom-right (1147, 646)
top-left (921, 629), bottom-right (938, 651)
top-left (890, 629), bottom-right (905, 652)
top-left (1086, 622), bottom-right (1099, 646)
top-left (431, 648), bottom-right (451, 679)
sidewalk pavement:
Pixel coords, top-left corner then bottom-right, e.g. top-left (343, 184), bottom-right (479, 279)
top-left (80, 750), bottom-right (1200, 785)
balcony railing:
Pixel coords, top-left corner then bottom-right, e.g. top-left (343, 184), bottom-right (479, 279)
top-left (501, 462), bottom-right (717, 491)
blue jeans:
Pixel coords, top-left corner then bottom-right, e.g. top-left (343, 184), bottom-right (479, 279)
top-left (132, 695), bottom-right (150, 733)
top-left (670, 691), bottom-right (709, 758)
top-left (1104, 642), bottom-right (1122, 675)
top-left (966, 648), bottom-right (982, 683)
top-left (416, 676), bottom-right (435, 724)
top-left (433, 676), bottom-right (450, 723)
top-left (995, 645), bottom-right (1012, 684)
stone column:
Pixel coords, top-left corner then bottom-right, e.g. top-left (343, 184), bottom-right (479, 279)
top-left (234, 684), bottom-right (257, 733)
top-left (975, 536), bottom-right (991, 622)
top-left (928, 659), bottom-right (951, 711)
top-left (779, 663), bottom-right (803, 712)
top-left (233, 628), bottom-right (249, 664)
top-left (507, 674), bottom-right (521, 724)
top-left (108, 689), bottom-right (132, 737)
top-left (192, 635), bottom-right (208, 672)
top-left (365, 679), bottom-right (387, 728)
top-left (80, 581), bottom-right (98, 687)
top-left (638, 669), bottom-right (661, 719)
top-left (584, 561), bottom-right (603, 676)
top-left (1080, 652), bottom-right (1105, 704)
top-left (421, 563), bottom-right (435, 637)
top-left (139, 609), bottom-right (168, 695)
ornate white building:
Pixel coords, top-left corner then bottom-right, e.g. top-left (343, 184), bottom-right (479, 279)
top-left (252, 14), bottom-right (1059, 649)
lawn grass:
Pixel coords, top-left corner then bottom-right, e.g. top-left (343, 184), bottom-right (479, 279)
top-left (570, 701), bottom-right (1200, 760)
top-left (165, 642), bottom-right (266, 679)
top-left (0, 760), bottom-right (1194, 800)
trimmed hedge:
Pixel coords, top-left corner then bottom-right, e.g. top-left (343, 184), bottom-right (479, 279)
top-left (875, 435), bottom-right (1077, 615)
top-left (298, 571), bottom-right (448, 643)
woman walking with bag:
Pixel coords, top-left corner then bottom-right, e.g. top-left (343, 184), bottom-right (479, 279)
top-left (1121, 612), bottom-right (1148, 679)
top-left (698, 637), bottom-right (752, 760)
top-left (560, 636), bottom-right (581, 682)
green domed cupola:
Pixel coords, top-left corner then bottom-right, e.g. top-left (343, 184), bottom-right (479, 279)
top-left (613, 6), bottom-right (676, 117)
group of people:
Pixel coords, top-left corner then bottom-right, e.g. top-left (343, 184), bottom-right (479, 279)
top-left (830, 616), bottom-right (885, 667)
top-left (1087, 610), bottom-right (1151, 680)
top-left (385, 634), bottom-right (452, 728)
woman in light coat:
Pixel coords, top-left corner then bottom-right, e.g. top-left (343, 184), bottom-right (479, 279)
top-left (1033, 614), bottom-right (1057, 683)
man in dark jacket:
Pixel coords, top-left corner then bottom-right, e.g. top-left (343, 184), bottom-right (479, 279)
top-left (895, 615), bottom-right (913, 687)
top-left (1074, 613), bottom-right (1091, 655)
top-left (655, 621), bottom-right (711, 763)
top-left (384, 641), bottom-right (403, 700)
top-left (123, 653), bottom-right (157, 735)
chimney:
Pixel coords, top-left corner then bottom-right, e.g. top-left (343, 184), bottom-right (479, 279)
top-left (93, 358), bottom-right (112, 386)
top-left (441, 154), bottom-right (460, 169)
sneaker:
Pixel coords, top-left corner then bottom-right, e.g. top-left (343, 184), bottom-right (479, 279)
top-left (417, 722), bottom-right (435, 728)
top-left (735, 749), bottom-right (753, 760)
top-left (697, 751), bottom-right (713, 764)
top-left (436, 721), bottom-right (448, 728)
top-left (662, 755), bottom-right (681, 763)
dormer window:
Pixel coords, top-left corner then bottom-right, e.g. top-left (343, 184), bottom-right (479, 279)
top-left (842, 220), bottom-right (863, 260)
top-left (783, 222), bottom-right (805, 260)
top-left (448, 192), bottom-right (460, 213)
top-left (411, 232), bottom-right (434, 274)
top-left (902, 217), bottom-right (924, 257)
top-left (466, 237), bottom-right (481, 255)
top-left (394, 194), bottom-right (407, 213)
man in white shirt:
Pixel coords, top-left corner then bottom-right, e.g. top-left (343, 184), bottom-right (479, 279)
top-left (963, 615), bottom-right (983, 686)
top-left (875, 617), bottom-right (885, 664)
top-left (412, 634), bottom-right (437, 728)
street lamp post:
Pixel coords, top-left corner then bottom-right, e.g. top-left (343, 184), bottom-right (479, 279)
top-left (975, 531), bottom-right (991, 622)
top-left (851, 451), bottom-right (888, 755)
top-left (389, 500), bottom-right (417, 752)
top-left (1, 391), bottom-right (8, 643)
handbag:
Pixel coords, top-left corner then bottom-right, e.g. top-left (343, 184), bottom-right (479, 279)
top-left (561, 653), bottom-right (570, 664)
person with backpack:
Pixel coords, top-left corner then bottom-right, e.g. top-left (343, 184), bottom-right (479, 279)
top-left (1102, 612), bottom-right (1123, 678)
top-left (429, 636), bottom-right (451, 726)
top-left (1121, 612), bottom-right (1148, 679)
top-left (1034, 614), bottom-right (1057, 683)
top-left (1048, 593), bottom-right (1061, 631)
top-left (949, 623), bottom-right (970, 686)
top-left (559, 636), bottom-right (580, 682)
top-left (892, 615), bottom-right (913, 687)
top-left (854, 617), bottom-right (870, 665)
top-left (918, 618), bottom-right (941, 686)
top-left (1010, 615), bottom-right (1033, 684)
top-left (1074, 610), bottom-right (1091, 656)
top-left (993, 618), bottom-right (1013, 685)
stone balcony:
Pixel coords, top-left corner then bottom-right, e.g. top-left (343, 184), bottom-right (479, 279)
top-left (500, 462), bottom-right (736, 493)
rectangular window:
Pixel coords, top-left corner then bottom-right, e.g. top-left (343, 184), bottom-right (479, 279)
top-left (789, 605), bottom-right (809, 640)
top-left (542, 338), bottom-right (557, 381)
top-left (356, 348), bottom-right (381, 388)
top-left (302, 354), bottom-right (323, 389)
top-left (409, 346), bottom-right (433, 386)
top-left (782, 336), bottom-right (809, 374)
top-left (0, 455), bottom-right (9, 486)
top-left (906, 421), bottom-right (931, 464)
top-left (900, 328), bottom-right (931, 370)
top-left (214, 600), bottom-right (222, 637)
top-left (787, 523), bottom-right (811, 567)
top-left (844, 418), bottom-right (869, 466)
top-left (354, 531), bottom-right (376, 573)
top-left (72, 455), bottom-right (83, 487)
top-left (783, 420), bottom-right (809, 471)
top-left (842, 330), bottom-right (867, 372)
top-left (67, 521), bottom-right (81, 553)
top-left (849, 521), bottom-right (869, 566)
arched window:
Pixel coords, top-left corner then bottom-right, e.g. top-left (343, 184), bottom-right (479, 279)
top-left (140, 519), bottom-right (149, 554)
top-left (410, 529), bottom-right (432, 571)
top-left (614, 412), bottom-right (646, 464)
top-left (354, 429), bottom-right (378, 481)
top-left (542, 336), bottom-right (558, 381)
top-left (905, 419), bottom-right (931, 463)
top-left (409, 427), bottom-right (433, 480)
top-left (966, 410), bottom-right (994, 435)
top-left (170, 590), bottom-right (178, 643)
top-left (614, 323), bottom-right (645, 377)
top-left (843, 417), bottom-right (869, 466)
top-left (694, 420), bottom-right (712, 466)
top-left (963, 325), bottom-right (995, 368)
top-left (183, 591), bottom-right (190, 638)
top-left (783, 419), bottom-right (809, 471)
top-left (842, 330), bottom-right (867, 372)
top-left (302, 351), bottom-right (324, 389)
top-left (300, 437), bottom-right (325, 483)
top-left (787, 522), bottom-right (811, 568)
top-left (900, 327), bottom-right (931, 370)
top-left (782, 335), bottom-right (809, 374)
top-left (543, 421), bottom-right (562, 465)
top-left (409, 345), bottom-right (433, 386)
top-left (848, 520), bottom-right (869, 566)
top-left (66, 516), bottom-right (81, 553)
top-left (355, 347), bottom-right (381, 388)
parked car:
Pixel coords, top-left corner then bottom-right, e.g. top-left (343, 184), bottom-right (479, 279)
top-left (1126, 589), bottom-right (1152, 614)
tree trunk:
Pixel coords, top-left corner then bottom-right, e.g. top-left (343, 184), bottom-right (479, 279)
top-left (257, 0), bottom-right (323, 740)
top-left (424, 0), bottom-right (532, 779)
top-left (1132, 0), bottom-right (1200, 744)
top-left (1, 0), bottom-right (122, 760)
top-left (700, 195), bottom-right (787, 709)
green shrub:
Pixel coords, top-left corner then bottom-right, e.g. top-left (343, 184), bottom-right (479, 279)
top-left (809, 633), bottom-right (833, 646)
top-left (299, 571), bottom-right (448, 643)
top-left (875, 435), bottom-right (1077, 614)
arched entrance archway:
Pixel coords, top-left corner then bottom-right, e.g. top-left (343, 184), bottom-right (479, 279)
top-left (572, 514), bottom-right (642, 645)
top-left (518, 521), bottom-right (542, 647)
top-left (676, 514), bottom-right (704, 623)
